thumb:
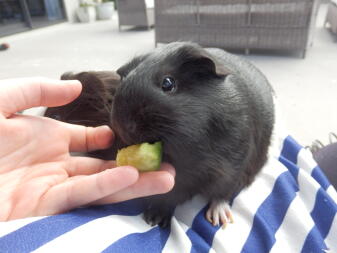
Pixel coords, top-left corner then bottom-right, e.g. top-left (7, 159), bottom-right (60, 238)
top-left (0, 77), bottom-right (82, 118)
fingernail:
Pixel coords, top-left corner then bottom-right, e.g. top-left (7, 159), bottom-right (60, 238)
top-left (160, 163), bottom-right (176, 177)
top-left (97, 125), bottom-right (114, 136)
top-left (61, 79), bottom-right (80, 83)
top-left (97, 125), bottom-right (112, 132)
top-left (61, 80), bottom-right (82, 86)
top-left (96, 125), bottom-right (114, 145)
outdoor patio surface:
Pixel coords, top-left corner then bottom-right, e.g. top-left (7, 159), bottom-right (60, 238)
top-left (0, 4), bottom-right (336, 147)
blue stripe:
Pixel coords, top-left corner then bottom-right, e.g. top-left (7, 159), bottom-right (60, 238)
top-left (281, 136), bottom-right (302, 164)
top-left (300, 227), bottom-right (327, 253)
top-left (187, 205), bottom-right (219, 253)
top-left (102, 226), bottom-right (170, 253)
top-left (187, 229), bottom-right (211, 253)
top-left (310, 189), bottom-right (337, 237)
top-left (0, 200), bottom-right (144, 253)
top-left (279, 156), bottom-right (300, 180)
top-left (311, 167), bottom-right (331, 190)
top-left (301, 188), bottom-right (337, 253)
top-left (241, 171), bottom-right (299, 253)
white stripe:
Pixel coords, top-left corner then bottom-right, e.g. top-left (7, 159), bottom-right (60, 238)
top-left (162, 195), bottom-right (208, 253)
top-left (296, 147), bottom-right (336, 206)
top-left (326, 186), bottom-right (337, 203)
top-left (162, 218), bottom-right (191, 253)
top-left (0, 216), bottom-right (45, 238)
top-left (211, 158), bottom-right (288, 253)
top-left (269, 168), bottom-right (320, 253)
top-left (32, 214), bottom-right (150, 253)
top-left (209, 247), bottom-right (217, 253)
top-left (269, 196), bottom-right (315, 253)
top-left (325, 214), bottom-right (337, 253)
top-left (297, 148), bottom-right (318, 174)
top-left (270, 147), bottom-right (337, 252)
top-left (296, 148), bottom-right (337, 205)
top-left (296, 170), bottom-right (322, 210)
top-left (297, 146), bottom-right (337, 201)
top-left (174, 195), bottom-right (207, 228)
top-left (297, 147), bottom-right (337, 202)
top-left (164, 198), bottom-right (220, 253)
top-left (295, 124), bottom-right (337, 253)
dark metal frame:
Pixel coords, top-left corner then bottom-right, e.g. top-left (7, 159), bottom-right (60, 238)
top-left (0, 0), bottom-right (66, 37)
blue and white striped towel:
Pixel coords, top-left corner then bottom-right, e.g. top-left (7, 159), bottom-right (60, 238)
top-left (0, 130), bottom-right (336, 252)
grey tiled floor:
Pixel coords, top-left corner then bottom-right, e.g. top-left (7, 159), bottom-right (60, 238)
top-left (0, 5), bottom-right (336, 147)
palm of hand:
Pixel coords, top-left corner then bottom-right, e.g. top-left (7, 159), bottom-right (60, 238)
top-left (0, 78), bottom-right (175, 221)
top-left (0, 114), bottom-right (114, 220)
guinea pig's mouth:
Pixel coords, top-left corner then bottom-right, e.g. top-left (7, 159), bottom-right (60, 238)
top-left (127, 139), bottom-right (161, 148)
top-left (147, 140), bottom-right (160, 145)
top-left (111, 120), bottom-right (163, 150)
top-left (114, 130), bottom-right (171, 165)
top-left (114, 131), bottom-right (161, 149)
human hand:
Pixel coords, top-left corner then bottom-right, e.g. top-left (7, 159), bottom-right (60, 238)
top-left (0, 77), bottom-right (175, 221)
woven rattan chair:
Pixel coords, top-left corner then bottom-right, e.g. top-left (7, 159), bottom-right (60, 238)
top-left (325, 0), bottom-right (337, 37)
top-left (155, 0), bottom-right (321, 57)
top-left (116, 0), bottom-right (154, 30)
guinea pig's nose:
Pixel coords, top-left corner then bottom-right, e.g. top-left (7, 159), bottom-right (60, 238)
top-left (111, 120), bottom-right (138, 145)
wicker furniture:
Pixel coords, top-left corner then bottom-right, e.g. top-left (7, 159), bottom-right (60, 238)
top-left (325, 0), bottom-right (337, 36)
top-left (116, 0), bottom-right (154, 30)
top-left (155, 0), bottom-right (320, 57)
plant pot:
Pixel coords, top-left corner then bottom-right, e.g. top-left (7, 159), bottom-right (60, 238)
top-left (96, 2), bottom-right (114, 20)
top-left (76, 6), bottom-right (96, 23)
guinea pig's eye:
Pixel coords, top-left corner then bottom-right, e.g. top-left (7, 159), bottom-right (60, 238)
top-left (161, 77), bottom-right (176, 92)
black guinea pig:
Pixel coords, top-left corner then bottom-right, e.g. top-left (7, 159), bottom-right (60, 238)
top-left (111, 42), bottom-right (274, 227)
top-left (46, 42), bottom-right (274, 228)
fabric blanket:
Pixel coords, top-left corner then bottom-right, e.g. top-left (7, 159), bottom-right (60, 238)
top-left (0, 116), bottom-right (336, 252)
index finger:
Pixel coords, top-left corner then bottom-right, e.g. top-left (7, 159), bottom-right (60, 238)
top-left (0, 77), bottom-right (82, 118)
top-left (58, 122), bottom-right (114, 152)
top-left (91, 163), bottom-right (176, 204)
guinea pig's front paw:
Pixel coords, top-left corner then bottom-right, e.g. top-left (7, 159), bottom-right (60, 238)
top-left (206, 200), bottom-right (234, 229)
top-left (143, 207), bottom-right (173, 228)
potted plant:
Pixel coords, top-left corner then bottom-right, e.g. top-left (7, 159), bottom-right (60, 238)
top-left (95, 0), bottom-right (115, 20)
top-left (76, 1), bottom-right (96, 23)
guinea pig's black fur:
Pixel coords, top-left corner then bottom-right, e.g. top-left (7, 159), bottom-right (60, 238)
top-left (45, 70), bottom-right (123, 159)
top-left (45, 71), bottom-right (120, 127)
top-left (46, 42), bottom-right (274, 228)
top-left (112, 42), bottom-right (274, 227)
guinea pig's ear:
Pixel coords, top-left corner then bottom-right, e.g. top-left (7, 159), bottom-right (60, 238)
top-left (180, 52), bottom-right (229, 79)
top-left (89, 71), bottom-right (120, 97)
top-left (46, 71), bottom-right (114, 126)
top-left (60, 71), bottom-right (115, 108)
top-left (117, 54), bottom-right (149, 78)
top-left (61, 71), bottom-right (106, 97)
top-left (61, 71), bottom-right (76, 80)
